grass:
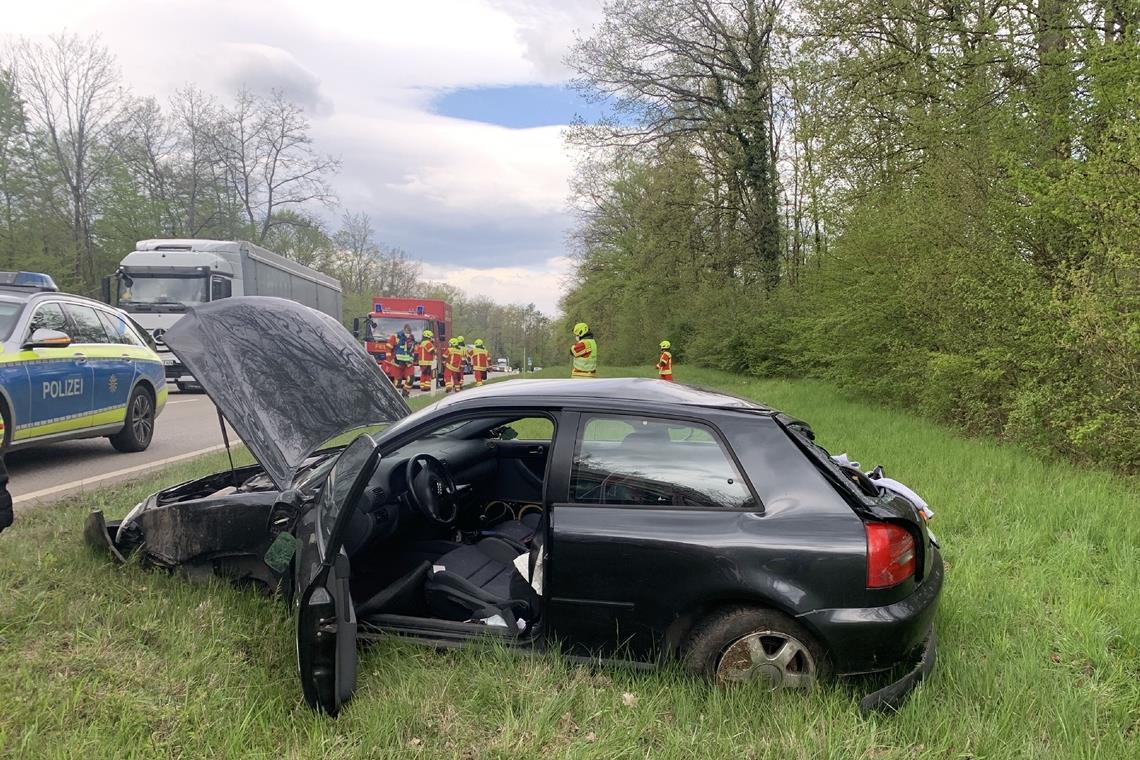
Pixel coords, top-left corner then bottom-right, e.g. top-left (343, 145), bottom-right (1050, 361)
top-left (1, 366), bottom-right (1138, 758)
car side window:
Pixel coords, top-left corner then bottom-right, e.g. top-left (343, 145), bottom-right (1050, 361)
top-left (570, 414), bottom-right (756, 509)
top-left (26, 302), bottom-right (68, 338)
top-left (62, 303), bottom-right (111, 344)
top-left (96, 309), bottom-right (145, 347)
top-left (500, 417), bottom-right (554, 441)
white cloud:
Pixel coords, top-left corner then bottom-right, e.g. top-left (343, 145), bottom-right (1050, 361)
top-left (3, 0), bottom-right (603, 314)
top-left (422, 256), bottom-right (572, 315)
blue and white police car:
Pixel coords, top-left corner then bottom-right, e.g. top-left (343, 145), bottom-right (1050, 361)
top-left (0, 272), bottom-right (166, 452)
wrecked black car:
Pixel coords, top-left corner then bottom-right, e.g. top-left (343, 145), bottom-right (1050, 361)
top-left (87, 297), bottom-right (943, 716)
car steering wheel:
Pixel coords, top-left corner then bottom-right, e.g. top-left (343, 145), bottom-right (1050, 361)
top-left (405, 453), bottom-right (459, 526)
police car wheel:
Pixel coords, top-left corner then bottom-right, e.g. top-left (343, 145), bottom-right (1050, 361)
top-left (0, 400), bottom-right (10, 448)
top-left (109, 386), bottom-right (155, 453)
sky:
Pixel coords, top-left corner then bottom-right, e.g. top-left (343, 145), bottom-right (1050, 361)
top-left (3, 0), bottom-right (608, 315)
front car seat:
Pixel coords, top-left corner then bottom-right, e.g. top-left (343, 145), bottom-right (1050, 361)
top-left (425, 537), bottom-right (539, 630)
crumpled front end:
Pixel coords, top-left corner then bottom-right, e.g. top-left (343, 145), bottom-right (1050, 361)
top-left (85, 463), bottom-right (286, 591)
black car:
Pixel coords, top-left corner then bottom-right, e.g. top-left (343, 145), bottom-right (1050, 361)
top-left (86, 298), bottom-right (943, 717)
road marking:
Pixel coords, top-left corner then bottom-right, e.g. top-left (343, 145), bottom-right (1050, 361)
top-left (165, 398), bottom-right (207, 406)
top-left (13, 443), bottom-right (231, 507)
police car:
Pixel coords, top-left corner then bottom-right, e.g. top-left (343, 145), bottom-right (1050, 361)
top-left (0, 272), bottom-right (166, 452)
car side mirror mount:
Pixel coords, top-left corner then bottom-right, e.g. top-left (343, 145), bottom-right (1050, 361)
top-left (23, 328), bottom-right (72, 349)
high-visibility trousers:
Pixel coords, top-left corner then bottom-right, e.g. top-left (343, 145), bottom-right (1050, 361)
top-left (474, 370), bottom-right (486, 385)
top-left (419, 365), bottom-right (433, 390)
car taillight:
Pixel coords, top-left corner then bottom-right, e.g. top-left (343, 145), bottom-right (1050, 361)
top-left (865, 522), bottom-right (916, 588)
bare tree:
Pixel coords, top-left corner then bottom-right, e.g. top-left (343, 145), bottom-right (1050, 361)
top-left (15, 32), bottom-right (131, 282)
top-left (214, 88), bottom-right (339, 243)
top-left (169, 86), bottom-right (230, 236)
top-left (331, 210), bottom-right (422, 296)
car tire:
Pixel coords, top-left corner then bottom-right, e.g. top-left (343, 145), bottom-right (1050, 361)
top-left (1, 398), bottom-right (11, 448)
top-left (109, 386), bottom-right (155, 453)
top-left (682, 606), bottom-right (829, 690)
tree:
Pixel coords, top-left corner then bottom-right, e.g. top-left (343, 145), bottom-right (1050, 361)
top-left (568, 0), bottom-right (784, 288)
top-left (15, 32), bottom-right (131, 285)
top-left (213, 88), bottom-right (339, 243)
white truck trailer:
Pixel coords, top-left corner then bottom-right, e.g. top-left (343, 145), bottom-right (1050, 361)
top-left (103, 239), bottom-right (343, 391)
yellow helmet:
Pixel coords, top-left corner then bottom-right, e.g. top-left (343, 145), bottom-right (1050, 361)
top-left (660, 340), bottom-right (671, 350)
top-left (474, 338), bottom-right (484, 348)
top-left (448, 337), bottom-right (458, 347)
top-left (573, 322), bottom-right (589, 338)
top-left (456, 335), bottom-right (465, 344)
top-left (422, 329), bottom-right (433, 339)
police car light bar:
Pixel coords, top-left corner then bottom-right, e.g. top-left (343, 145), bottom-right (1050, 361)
top-left (0, 271), bottom-right (59, 291)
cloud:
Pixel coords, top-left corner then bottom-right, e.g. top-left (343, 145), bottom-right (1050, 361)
top-left (422, 256), bottom-right (573, 315)
top-left (215, 43), bottom-right (332, 116)
top-left (488, 0), bottom-right (605, 80)
top-left (3, 0), bottom-right (604, 314)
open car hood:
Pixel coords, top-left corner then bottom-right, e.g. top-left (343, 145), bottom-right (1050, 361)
top-left (164, 297), bottom-right (409, 490)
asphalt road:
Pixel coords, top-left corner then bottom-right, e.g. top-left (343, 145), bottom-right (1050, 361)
top-left (7, 372), bottom-right (488, 508)
top-left (7, 394), bottom-right (235, 508)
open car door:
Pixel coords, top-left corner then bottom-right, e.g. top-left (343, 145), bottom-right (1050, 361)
top-left (294, 434), bottom-right (380, 715)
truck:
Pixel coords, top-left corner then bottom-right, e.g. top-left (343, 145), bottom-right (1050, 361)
top-left (103, 239), bottom-right (343, 391)
top-left (353, 297), bottom-right (453, 387)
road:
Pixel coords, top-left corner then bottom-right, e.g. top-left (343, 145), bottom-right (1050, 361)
top-left (7, 394), bottom-right (235, 508)
top-left (7, 372), bottom-right (489, 508)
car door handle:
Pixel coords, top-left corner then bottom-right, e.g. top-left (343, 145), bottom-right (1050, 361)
top-left (73, 353), bottom-right (87, 363)
top-left (527, 445), bottom-right (546, 456)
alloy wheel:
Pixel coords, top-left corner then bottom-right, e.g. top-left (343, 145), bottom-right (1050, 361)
top-left (131, 393), bottom-right (154, 444)
top-left (716, 630), bottom-right (817, 689)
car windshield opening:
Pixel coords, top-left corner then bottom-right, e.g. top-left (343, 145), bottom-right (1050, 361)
top-left (0, 301), bottom-right (23, 341)
top-left (118, 274), bottom-right (208, 308)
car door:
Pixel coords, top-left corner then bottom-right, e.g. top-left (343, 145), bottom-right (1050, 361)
top-left (16, 301), bottom-right (93, 441)
top-left (546, 411), bottom-right (761, 660)
top-left (63, 303), bottom-right (133, 429)
top-left (491, 416), bottom-right (555, 502)
top-left (294, 433), bottom-right (380, 715)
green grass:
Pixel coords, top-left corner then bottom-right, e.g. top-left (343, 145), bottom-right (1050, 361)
top-left (2, 367), bottom-right (1138, 758)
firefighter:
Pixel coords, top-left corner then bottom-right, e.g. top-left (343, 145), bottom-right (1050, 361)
top-left (414, 328), bottom-right (435, 392)
top-left (471, 338), bottom-right (489, 385)
top-left (384, 334), bottom-right (409, 397)
top-left (656, 340), bottom-right (674, 381)
top-left (451, 334), bottom-right (465, 391)
top-left (399, 325), bottom-right (417, 392)
top-left (570, 322), bottom-right (598, 378)
top-left (444, 337), bottom-right (463, 393)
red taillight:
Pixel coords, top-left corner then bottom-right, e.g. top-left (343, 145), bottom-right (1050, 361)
top-left (865, 522), bottom-right (916, 588)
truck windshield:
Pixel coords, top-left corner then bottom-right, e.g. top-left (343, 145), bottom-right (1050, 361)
top-left (367, 316), bottom-right (431, 342)
top-left (118, 274), bottom-right (208, 308)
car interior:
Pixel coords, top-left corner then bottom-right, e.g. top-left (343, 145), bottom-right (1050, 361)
top-left (338, 413), bottom-right (557, 639)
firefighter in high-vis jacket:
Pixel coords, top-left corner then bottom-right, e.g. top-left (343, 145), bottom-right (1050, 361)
top-left (570, 322), bottom-right (598, 378)
top-left (444, 337), bottom-right (463, 393)
top-left (414, 329), bottom-right (436, 391)
top-left (388, 334), bottom-right (412, 396)
top-left (471, 338), bottom-right (489, 385)
top-left (656, 340), bottom-right (674, 381)
top-left (397, 326), bottom-right (417, 393)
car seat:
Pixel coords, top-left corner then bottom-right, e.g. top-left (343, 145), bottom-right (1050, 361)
top-left (425, 531), bottom-right (542, 631)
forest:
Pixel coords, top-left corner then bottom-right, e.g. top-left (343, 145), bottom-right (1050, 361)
top-left (561, 0), bottom-right (1139, 471)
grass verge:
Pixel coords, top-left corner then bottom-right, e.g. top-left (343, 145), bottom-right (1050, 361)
top-left (1, 367), bottom-right (1137, 758)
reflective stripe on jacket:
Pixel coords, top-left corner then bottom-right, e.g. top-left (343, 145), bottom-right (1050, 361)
top-left (657, 350), bottom-right (672, 375)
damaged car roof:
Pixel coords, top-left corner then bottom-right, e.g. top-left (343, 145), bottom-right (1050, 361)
top-left (164, 297), bottom-right (409, 489)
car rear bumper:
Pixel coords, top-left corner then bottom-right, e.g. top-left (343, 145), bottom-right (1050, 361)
top-left (797, 547), bottom-right (943, 676)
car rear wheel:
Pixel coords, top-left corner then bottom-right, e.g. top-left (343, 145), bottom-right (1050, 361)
top-left (682, 606), bottom-right (829, 690)
top-left (109, 386), bottom-right (155, 453)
